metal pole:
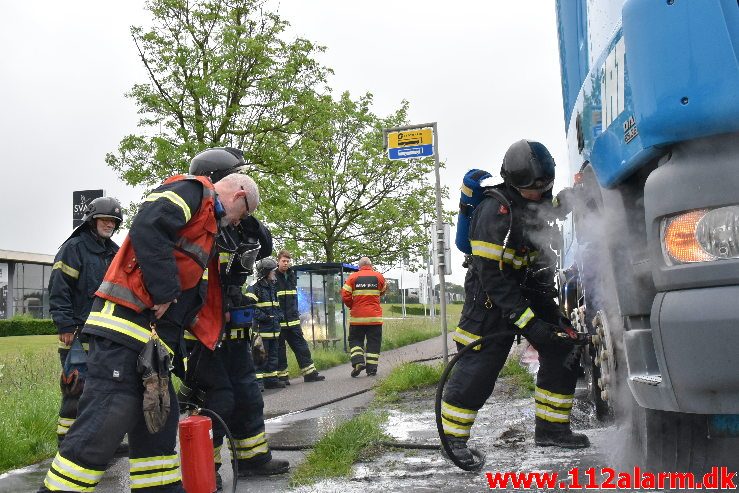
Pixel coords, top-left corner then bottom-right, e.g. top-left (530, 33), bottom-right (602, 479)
top-left (432, 122), bottom-right (449, 365)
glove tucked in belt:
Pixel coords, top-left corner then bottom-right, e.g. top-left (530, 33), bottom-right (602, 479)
top-left (137, 330), bottom-right (171, 434)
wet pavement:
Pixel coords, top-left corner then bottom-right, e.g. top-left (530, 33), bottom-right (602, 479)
top-left (290, 380), bottom-right (618, 493)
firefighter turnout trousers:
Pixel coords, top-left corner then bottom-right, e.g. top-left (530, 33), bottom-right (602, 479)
top-left (40, 335), bottom-right (183, 492)
top-left (348, 324), bottom-right (382, 372)
top-left (186, 331), bottom-right (271, 469)
top-left (276, 324), bottom-right (317, 379)
top-left (442, 308), bottom-right (579, 442)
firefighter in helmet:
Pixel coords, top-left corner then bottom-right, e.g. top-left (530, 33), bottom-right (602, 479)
top-left (247, 257), bottom-right (284, 389)
top-left (185, 147), bottom-right (289, 486)
top-left (441, 139), bottom-right (589, 469)
top-left (49, 196), bottom-right (122, 444)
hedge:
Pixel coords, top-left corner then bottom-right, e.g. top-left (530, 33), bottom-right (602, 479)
top-left (0, 319), bottom-right (56, 337)
top-left (387, 304), bottom-right (427, 316)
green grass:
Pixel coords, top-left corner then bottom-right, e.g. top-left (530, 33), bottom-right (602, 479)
top-left (0, 335), bottom-right (57, 356)
top-left (0, 345), bottom-right (59, 473)
top-left (286, 346), bottom-right (350, 378)
top-left (499, 357), bottom-right (536, 396)
top-left (289, 411), bottom-right (388, 487)
top-left (375, 362), bottom-right (444, 403)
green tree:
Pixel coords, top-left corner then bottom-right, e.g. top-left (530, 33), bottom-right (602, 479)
top-left (262, 92), bottom-right (443, 269)
top-left (106, 0), bottom-right (329, 190)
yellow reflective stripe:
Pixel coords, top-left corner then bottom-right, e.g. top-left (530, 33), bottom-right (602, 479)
top-left (130, 469), bottom-right (181, 489)
top-left (184, 331), bottom-right (197, 341)
top-left (202, 269), bottom-right (209, 280)
top-left (255, 301), bottom-right (279, 307)
top-left (349, 316), bottom-right (383, 323)
top-left (277, 370), bottom-right (290, 378)
top-left (534, 387), bottom-right (574, 408)
top-left (259, 332), bottom-right (279, 338)
top-left (300, 364), bottom-right (317, 375)
top-left (44, 472), bottom-right (96, 492)
top-left (143, 191), bottom-right (191, 222)
top-left (245, 292), bottom-right (258, 301)
top-left (102, 300), bottom-right (115, 315)
top-left (353, 290), bottom-right (381, 296)
top-left (129, 455), bottom-right (179, 472)
top-left (342, 284), bottom-right (353, 293)
top-left (214, 445), bottom-right (222, 464)
top-left (276, 290), bottom-right (297, 297)
top-left (441, 401), bottom-right (478, 422)
top-left (452, 327), bottom-right (482, 350)
top-left (514, 307), bottom-right (535, 329)
top-left (442, 418), bottom-right (472, 437)
top-left (219, 252), bottom-right (231, 264)
top-left (46, 453), bottom-right (104, 489)
top-left (350, 346), bottom-right (364, 356)
top-left (58, 417), bottom-right (75, 426)
top-left (535, 404), bottom-right (571, 423)
top-left (460, 183), bottom-right (473, 197)
top-left (470, 240), bottom-right (529, 268)
top-left (53, 261), bottom-right (80, 279)
top-left (280, 319), bottom-right (301, 327)
top-left (86, 312), bottom-right (173, 355)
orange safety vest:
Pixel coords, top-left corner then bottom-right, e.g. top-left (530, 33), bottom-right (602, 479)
top-left (341, 266), bottom-right (386, 325)
top-left (96, 174), bottom-right (223, 349)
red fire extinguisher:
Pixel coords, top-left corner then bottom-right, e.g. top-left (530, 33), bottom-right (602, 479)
top-left (179, 414), bottom-right (217, 493)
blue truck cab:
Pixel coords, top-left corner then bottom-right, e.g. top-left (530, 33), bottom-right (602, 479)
top-left (555, 0), bottom-right (739, 469)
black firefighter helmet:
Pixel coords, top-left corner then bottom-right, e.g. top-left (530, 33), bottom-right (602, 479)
top-left (254, 257), bottom-right (278, 279)
top-left (68, 196), bottom-right (123, 241)
top-left (500, 139), bottom-right (555, 192)
top-left (189, 147), bottom-right (246, 183)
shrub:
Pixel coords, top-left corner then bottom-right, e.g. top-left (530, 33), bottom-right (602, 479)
top-left (0, 319), bottom-right (56, 337)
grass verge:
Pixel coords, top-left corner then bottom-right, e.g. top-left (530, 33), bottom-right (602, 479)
top-left (499, 357), bottom-right (536, 396)
top-left (374, 362), bottom-right (444, 403)
top-left (289, 411), bottom-right (387, 487)
top-left (0, 343), bottom-right (59, 473)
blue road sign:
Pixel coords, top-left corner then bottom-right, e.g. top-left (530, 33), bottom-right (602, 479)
top-left (388, 144), bottom-right (433, 160)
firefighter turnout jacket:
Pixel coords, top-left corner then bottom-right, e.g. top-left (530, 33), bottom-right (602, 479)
top-left (275, 268), bottom-right (300, 329)
top-left (84, 174), bottom-right (221, 353)
top-left (453, 183), bottom-right (561, 348)
top-left (247, 278), bottom-right (283, 339)
top-left (341, 266), bottom-right (387, 325)
top-left (49, 228), bottom-right (119, 335)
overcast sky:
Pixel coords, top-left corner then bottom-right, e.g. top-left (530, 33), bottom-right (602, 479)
top-left (0, 1), bottom-right (568, 287)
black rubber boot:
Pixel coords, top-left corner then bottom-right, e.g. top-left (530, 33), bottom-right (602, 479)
top-left (350, 363), bottom-right (365, 377)
top-left (238, 458), bottom-right (290, 476)
top-left (304, 372), bottom-right (325, 382)
top-left (535, 422), bottom-right (590, 449)
top-left (279, 376), bottom-right (291, 386)
top-left (264, 380), bottom-right (286, 389)
top-left (442, 436), bottom-right (480, 469)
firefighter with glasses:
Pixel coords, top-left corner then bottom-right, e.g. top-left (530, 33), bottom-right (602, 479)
top-left (49, 197), bottom-right (122, 444)
top-left (441, 139), bottom-right (589, 469)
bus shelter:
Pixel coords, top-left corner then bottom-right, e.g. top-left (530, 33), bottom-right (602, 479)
top-left (293, 262), bottom-right (358, 352)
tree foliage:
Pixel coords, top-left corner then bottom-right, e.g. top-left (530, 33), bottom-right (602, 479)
top-left (106, 0), bottom-right (329, 189)
top-left (262, 92), bottom-right (443, 269)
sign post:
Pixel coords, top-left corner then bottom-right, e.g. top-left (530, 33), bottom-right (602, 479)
top-left (72, 189), bottom-right (105, 229)
top-left (384, 122), bottom-right (449, 364)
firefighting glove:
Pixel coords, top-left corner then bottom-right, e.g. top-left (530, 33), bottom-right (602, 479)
top-left (177, 383), bottom-right (205, 413)
top-left (60, 336), bottom-right (87, 397)
top-left (554, 316), bottom-right (591, 346)
top-left (251, 330), bottom-right (267, 367)
top-left (508, 302), bottom-right (557, 347)
top-left (137, 337), bottom-right (172, 434)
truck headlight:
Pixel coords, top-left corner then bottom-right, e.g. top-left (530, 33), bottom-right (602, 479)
top-left (661, 206), bottom-right (739, 264)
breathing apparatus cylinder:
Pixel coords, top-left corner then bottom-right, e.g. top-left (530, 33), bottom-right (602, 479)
top-left (179, 415), bottom-right (217, 493)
